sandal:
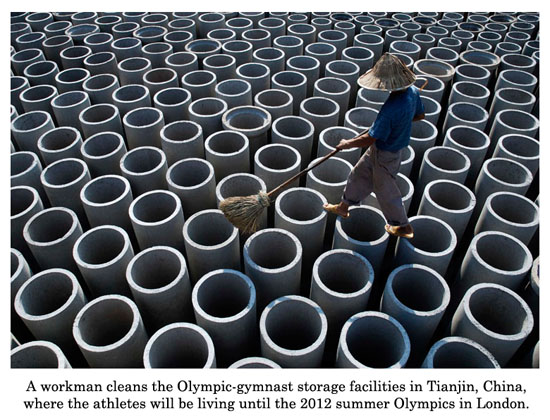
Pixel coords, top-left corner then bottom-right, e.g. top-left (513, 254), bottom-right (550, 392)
top-left (385, 223), bottom-right (414, 239)
top-left (323, 203), bottom-right (350, 218)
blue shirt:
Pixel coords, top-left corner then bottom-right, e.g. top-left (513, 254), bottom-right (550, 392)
top-left (368, 86), bottom-right (424, 152)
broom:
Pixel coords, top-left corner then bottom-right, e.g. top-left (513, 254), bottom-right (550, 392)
top-left (221, 79), bottom-right (429, 233)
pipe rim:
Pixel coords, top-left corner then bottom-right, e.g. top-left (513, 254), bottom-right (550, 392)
top-left (300, 96), bottom-right (340, 119)
top-left (271, 116), bottom-right (314, 141)
top-left (254, 89), bottom-right (293, 110)
top-left (153, 87), bottom-right (191, 108)
top-left (40, 158), bottom-right (89, 190)
top-left (166, 158), bottom-right (214, 191)
top-left (10, 248), bottom-right (27, 284)
top-left (51, 90), bottom-right (90, 109)
top-left (161, 120), bottom-right (203, 145)
top-left (23, 207), bottom-right (80, 247)
top-left (20, 84), bottom-right (58, 104)
top-left (228, 357), bottom-right (281, 368)
top-left (37, 126), bottom-right (81, 156)
top-left (244, 228), bottom-right (302, 274)
top-left (271, 70), bottom-right (307, 88)
top-left (448, 101), bottom-right (488, 123)
top-left (123, 107), bottom-right (164, 130)
top-left (183, 209), bottom-right (239, 251)
top-left (113, 84), bottom-right (150, 104)
top-left (23, 60), bottom-right (58, 79)
top-left (79, 103), bottom-right (120, 126)
top-left (424, 179), bottom-right (476, 214)
top-left (83, 73), bottom-right (118, 92)
top-left (81, 132), bottom-right (125, 161)
top-left (222, 105), bottom-right (272, 134)
top-left (120, 146), bottom-right (167, 177)
top-left (11, 340), bottom-right (69, 369)
top-left (402, 215), bottom-right (457, 257)
top-left (335, 205), bottom-right (389, 246)
top-left (274, 187), bottom-right (327, 227)
top-left (205, 130), bottom-right (249, 157)
top-left (423, 146), bottom-right (471, 175)
top-left (497, 134), bottom-right (539, 162)
top-left (11, 185), bottom-right (41, 221)
top-left (189, 97), bottom-right (228, 118)
top-left (215, 79), bottom-right (252, 98)
top-left (73, 225), bottom-right (132, 270)
top-left (482, 157), bottom-right (533, 189)
top-left (181, 70), bottom-right (217, 87)
top-left (11, 151), bottom-right (41, 179)
top-left (485, 191), bottom-right (539, 229)
top-left (129, 189), bottom-right (182, 227)
top-left (254, 143), bottom-right (300, 174)
top-left (80, 175), bottom-right (131, 208)
top-left (307, 155), bottom-right (352, 187)
top-left (260, 295), bottom-right (327, 357)
top-left (143, 67), bottom-right (178, 86)
top-left (425, 336), bottom-right (500, 368)
top-left (11, 111), bottom-right (52, 135)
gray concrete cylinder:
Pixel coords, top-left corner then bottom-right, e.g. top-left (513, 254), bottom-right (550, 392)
top-left (37, 127), bottom-right (82, 165)
top-left (381, 264), bottom-right (450, 365)
top-left (356, 87), bottom-right (389, 111)
top-left (318, 30), bottom-right (348, 59)
top-left (207, 28), bottom-right (237, 45)
top-left (142, 42), bottom-right (173, 69)
top-left (409, 119), bottom-right (438, 168)
top-left (117, 57), bottom-right (153, 86)
top-left (271, 70), bottom-right (307, 114)
top-left (112, 84), bottom-right (152, 118)
top-left (205, 130), bottom-right (250, 181)
top-left (286, 55), bottom-right (320, 96)
top-left (192, 269), bottom-right (257, 367)
top-left (260, 295), bottom-right (327, 368)
top-left (183, 209), bottom-right (240, 283)
top-left (143, 67), bottom-right (179, 97)
top-left (127, 246), bottom-right (193, 332)
top-left (344, 106), bottom-right (379, 132)
top-left (420, 95), bottom-right (442, 126)
top-left (20, 84), bottom-right (58, 115)
top-left (451, 283), bottom-right (533, 366)
top-left (287, 23), bottom-right (317, 48)
top-left (273, 35), bottom-right (304, 60)
top-left (488, 88), bottom-right (536, 129)
top-left (203, 54), bottom-right (236, 82)
top-left (11, 151), bottom-right (48, 204)
top-left (80, 175), bottom-right (134, 233)
top-left (449, 81), bottom-right (490, 108)
top-left (489, 109), bottom-right (539, 155)
top-left (271, 116), bottom-right (315, 169)
top-left (336, 311), bottom-right (410, 368)
top-left (51, 91), bottom-right (91, 130)
top-left (129, 189), bottom-right (185, 252)
top-left (493, 134), bottom-right (539, 177)
top-left (181, 70), bottom-right (217, 100)
top-left (184, 39), bottom-right (222, 66)
top-left (78, 103), bottom-right (123, 139)
top-left (23, 60), bottom-right (59, 86)
top-left (475, 192), bottom-right (539, 246)
top-left (300, 96), bottom-right (340, 141)
top-left (11, 340), bottom-right (72, 368)
top-left (399, 146), bottom-right (416, 178)
top-left (332, 205), bottom-right (390, 273)
top-left (11, 110), bottom-right (55, 156)
top-left (499, 53), bottom-right (536, 74)
top-left (254, 89), bottom-right (293, 122)
top-left (160, 120), bottom-right (204, 165)
top-left (82, 73), bottom-right (119, 104)
top-left (188, 97), bottom-right (228, 139)
top-left (214, 79), bottom-right (253, 108)
top-left (120, 146), bottom-right (168, 195)
top-left (80, 132), bottom-right (127, 177)
top-left (11, 48), bottom-right (45, 77)
top-left (244, 229), bottom-right (303, 311)
top-left (221, 40), bottom-right (253, 67)
top-left (110, 37), bottom-right (142, 61)
top-left (258, 17), bottom-right (286, 40)
top-left (313, 77), bottom-right (350, 125)
top-left (442, 102), bottom-right (489, 136)
top-left (197, 13), bottom-right (225, 38)
top-left (254, 143), bottom-right (301, 193)
top-left (305, 42), bottom-right (337, 78)
top-left (40, 158), bottom-right (91, 223)
top-left (122, 107), bottom-right (164, 149)
top-left (11, 186), bottom-right (44, 261)
top-left (236, 62), bottom-right (271, 97)
top-left (318, 126), bottom-right (361, 166)
top-left (389, 40), bottom-right (421, 61)
top-left (166, 158), bottom-right (216, 218)
top-left (165, 51), bottom-right (199, 78)
top-left (73, 294), bottom-right (148, 367)
top-left (394, 215), bottom-right (457, 277)
top-left (228, 357), bottom-right (281, 369)
top-left (306, 155), bottom-right (352, 206)
top-left (454, 63), bottom-right (491, 86)
top-left (495, 69), bottom-right (537, 93)
top-left (422, 336), bottom-right (500, 368)
top-left (242, 29), bottom-right (271, 50)
top-left (253, 47), bottom-right (285, 76)
top-left (414, 75), bottom-right (445, 102)
top-left (143, 322), bottom-right (215, 368)
top-left (73, 225), bottom-right (134, 297)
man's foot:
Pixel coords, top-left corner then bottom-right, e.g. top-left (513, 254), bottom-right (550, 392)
top-left (385, 223), bottom-right (414, 239)
top-left (323, 203), bottom-right (349, 218)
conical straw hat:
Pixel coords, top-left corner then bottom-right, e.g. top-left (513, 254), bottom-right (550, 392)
top-left (357, 52), bottom-right (417, 91)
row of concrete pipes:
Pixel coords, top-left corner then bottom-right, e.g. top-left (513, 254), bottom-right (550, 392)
top-left (11, 11), bottom-right (539, 368)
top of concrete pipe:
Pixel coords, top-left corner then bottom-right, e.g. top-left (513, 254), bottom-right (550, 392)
top-left (222, 106), bottom-right (272, 136)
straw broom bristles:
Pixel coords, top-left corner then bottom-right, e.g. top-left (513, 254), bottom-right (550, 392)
top-left (219, 190), bottom-right (271, 234)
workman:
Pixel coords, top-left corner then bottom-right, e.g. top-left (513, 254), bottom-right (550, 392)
top-left (324, 53), bottom-right (425, 239)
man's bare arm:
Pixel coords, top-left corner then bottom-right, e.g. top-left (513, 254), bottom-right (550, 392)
top-left (412, 113), bottom-right (425, 122)
top-left (336, 132), bottom-right (377, 150)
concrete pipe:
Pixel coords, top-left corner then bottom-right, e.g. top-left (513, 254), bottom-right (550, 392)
top-left (413, 75), bottom-right (445, 102)
top-left (14, 268), bottom-right (87, 361)
top-left (467, 40), bottom-right (493, 53)
top-left (456, 231), bottom-right (532, 295)
top-left (254, 143), bottom-right (301, 193)
top-left (254, 89), bottom-right (293, 122)
top-left (83, 52), bottom-right (118, 76)
top-left (451, 31), bottom-right (475, 52)
top-left (165, 51), bottom-right (199, 80)
top-left (80, 132), bottom-right (127, 177)
top-left (310, 250), bottom-right (373, 358)
top-left (318, 126), bottom-right (361, 166)
top-left (80, 175), bottom-right (134, 234)
top-left (203, 54), bottom-right (237, 82)
top-left (181, 70), bottom-right (217, 100)
top-left (184, 39), bottom-right (222, 66)
top-left (244, 229), bottom-right (303, 311)
top-left (336, 311), bottom-right (410, 368)
top-left (489, 109), bottom-right (539, 156)
top-left (40, 158), bottom-right (91, 223)
top-left (121, 12), bottom-right (148, 24)
top-left (493, 134), bottom-right (539, 177)
top-left (11, 21), bottom-right (32, 45)
top-left (207, 29), bottom-right (237, 45)
top-left (129, 189), bottom-right (185, 252)
top-left (78, 103), bottom-right (123, 138)
top-left (11, 186), bottom-right (44, 260)
top-left (37, 126), bottom-right (82, 165)
top-left (448, 81), bottom-right (490, 108)
top-left (127, 246), bottom-right (193, 332)
top-left (11, 248), bottom-right (32, 314)
top-left (11, 341), bottom-right (72, 368)
top-left (271, 116), bottom-right (315, 168)
top-left (399, 22), bottom-right (422, 40)
top-left (221, 105), bottom-right (271, 160)
top-left (259, 295), bottom-right (327, 368)
top-left (120, 146), bottom-right (168, 196)
top-left (143, 322), bottom-right (215, 368)
top-left (73, 225), bottom-right (134, 297)
top-left (197, 13), bottom-right (225, 38)
top-left (258, 17), bottom-right (286, 40)
top-left (443, 125), bottom-right (491, 186)
top-left (332, 205), bottom-right (390, 273)
top-left (411, 34), bottom-right (436, 59)
top-left (300, 97), bottom-right (340, 144)
top-left (273, 35), bottom-right (304, 60)
top-left (495, 69), bottom-right (537, 93)
top-left (160, 121), bottom-right (204, 165)
top-left (417, 180), bottom-right (476, 242)
top-left (389, 40), bottom-right (421, 61)
top-left (221, 40), bottom-right (253, 67)
top-left (11, 76), bottom-right (30, 114)
top-left (409, 119), bottom-right (437, 168)
top-left (475, 192), bottom-right (539, 246)
top-left (305, 42), bottom-right (337, 78)
top-left (415, 146), bottom-right (470, 200)
top-left (426, 46), bottom-right (459, 66)
top-left (473, 158), bottom-right (533, 218)
top-left (419, 95), bottom-right (441, 127)
top-left (23, 60), bottom-right (59, 86)
top-left (353, 33), bottom-right (384, 62)
top-left (51, 91), bottom-right (91, 130)
top-left (437, 37), bottom-right (462, 53)
top-left (487, 88), bottom-right (536, 129)
top-left (422, 337), bottom-right (500, 368)
top-left (394, 215), bottom-right (457, 277)
top-left (381, 264), bottom-right (450, 365)
top-left (117, 57), bottom-right (153, 86)
top-left (494, 42), bottom-right (522, 57)
top-left (16, 32), bottom-right (48, 51)
top-left (73, 294), bottom-right (148, 368)
top-left (306, 155), bottom-right (352, 206)
top-left (242, 29), bottom-right (271, 50)
top-left (317, 30), bottom-right (347, 59)
top-left (163, 32), bottom-right (195, 54)
top-left (454, 63), bottom-right (491, 87)
top-left (384, 29), bottom-right (408, 51)
top-left (23, 207), bottom-right (83, 272)
top-left (141, 42), bottom-right (173, 69)
top-left (11, 49), bottom-right (45, 77)
top-left (477, 31), bottom-right (502, 50)
top-left (271, 70), bottom-right (307, 114)
top-left (215, 79), bottom-right (253, 108)
top-left (142, 67), bottom-right (178, 97)
top-left (167, 18), bottom-right (196, 38)
top-left (188, 97), bottom-right (229, 139)
top-left (344, 106), bottom-right (378, 133)
top-left (324, 60), bottom-right (360, 104)
top-left (286, 55), bottom-right (320, 96)
top-left (110, 37), bottom-right (142, 61)
top-left (287, 24), bottom-right (317, 48)
top-left (94, 16), bottom-right (122, 34)
top-left (71, 12), bottom-right (97, 26)
top-left (112, 84), bottom-right (152, 118)
top-left (413, 58), bottom-right (455, 86)
top-left (204, 130), bottom-right (250, 181)
top-left (133, 25), bottom-right (168, 45)
top-left (499, 53), bottom-right (536, 74)
top-left (183, 209), bottom-right (240, 283)
top-left (274, 187), bottom-right (328, 269)
top-left (20, 84), bottom-right (58, 115)
top-left (192, 269), bottom-right (257, 367)
top-left (362, 172), bottom-right (414, 215)
top-left (228, 357), bottom-right (281, 369)
top-left (236, 62), bottom-right (271, 97)
top-left (313, 77), bottom-right (350, 125)
top-left (11, 151), bottom-right (48, 204)
top-left (441, 102), bottom-right (489, 137)
top-left (451, 283), bottom-right (533, 366)
top-left (123, 107), bottom-right (164, 149)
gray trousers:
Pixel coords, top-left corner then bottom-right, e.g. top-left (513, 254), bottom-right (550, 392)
top-left (342, 143), bottom-right (409, 227)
